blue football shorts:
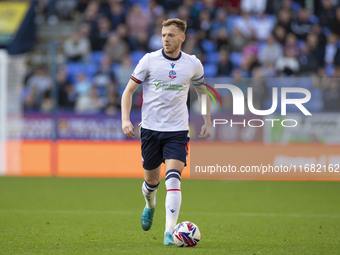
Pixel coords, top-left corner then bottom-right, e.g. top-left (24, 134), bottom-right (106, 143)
top-left (140, 127), bottom-right (190, 170)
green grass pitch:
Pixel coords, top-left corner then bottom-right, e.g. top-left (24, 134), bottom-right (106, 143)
top-left (0, 177), bottom-right (339, 254)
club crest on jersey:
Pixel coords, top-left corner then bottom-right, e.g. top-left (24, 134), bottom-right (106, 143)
top-left (169, 70), bottom-right (176, 79)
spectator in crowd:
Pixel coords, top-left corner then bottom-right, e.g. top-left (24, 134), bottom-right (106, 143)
top-left (234, 11), bottom-right (255, 38)
top-left (311, 24), bottom-right (327, 48)
top-left (176, 5), bottom-right (195, 31)
top-left (41, 90), bottom-right (53, 113)
top-left (109, 1), bottom-right (126, 29)
top-left (74, 73), bottom-right (91, 97)
top-left (63, 31), bottom-right (91, 63)
top-left (116, 23), bottom-right (130, 45)
top-left (306, 32), bottom-right (325, 67)
top-left (242, 37), bottom-right (259, 73)
top-left (23, 85), bottom-right (40, 111)
top-left (258, 61), bottom-right (277, 78)
top-left (298, 43), bottom-right (318, 75)
top-left (114, 55), bottom-right (134, 92)
top-left (75, 86), bottom-right (102, 113)
top-left (82, 1), bottom-right (100, 32)
top-left (217, 48), bottom-right (233, 76)
top-left (26, 67), bottom-right (53, 97)
top-left (284, 33), bottom-right (299, 56)
top-left (258, 34), bottom-right (283, 65)
top-left (318, 0), bottom-right (336, 28)
top-left (323, 79), bottom-right (340, 111)
top-left (57, 67), bottom-right (76, 110)
top-left (148, 0), bottom-right (165, 21)
top-left (210, 8), bottom-right (229, 38)
top-left (126, 4), bottom-right (151, 42)
top-left (276, 48), bottom-right (300, 76)
top-left (329, 6), bottom-right (340, 36)
top-left (90, 17), bottom-right (112, 51)
top-left (324, 33), bottom-right (338, 65)
top-left (241, 0), bottom-right (267, 14)
top-left (230, 27), bottom-right (248, 52)
top-left (214, 27), bottom-right (229, 50)
top-left (92, 56), bottom-right (116, 98)
top-left (252, 13), bottom-right (275, 41)
top-left (131, 31), bottom-right (150, 52)
top-left (53, 0), bottom-right (77, 21)
top-left (273, 25), bottom-right (287, 45)
top-left (275, 9), bottom-right (292, 34)
top-left (198, 9), bottom-right (213, 39)
top-left (232, 68), bottom-right (249, 92)
top-left (290, 8), bottom-right (314, 40)
top-left (104, 32), bottom-right (129, 63)
top-left (104, 92), bottom-right (120, 116)
top-left (182, 31), bottom-right (200, 55)
top-left (249, 68), bottom-right (269, 110)
top-left (148, 26), bottom-right (163, 51)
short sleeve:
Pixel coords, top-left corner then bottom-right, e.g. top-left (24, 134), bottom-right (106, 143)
top-left (131, 54), bottom-right (149, 84)
top-left (191, 57), bottom-right (205, 86)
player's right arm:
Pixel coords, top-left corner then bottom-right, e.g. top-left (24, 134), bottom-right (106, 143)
top-left (121, 79), bottom-right (140, 138)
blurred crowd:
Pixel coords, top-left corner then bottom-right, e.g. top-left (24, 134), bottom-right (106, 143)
top-left (22, 0), bottom-right (340, 114)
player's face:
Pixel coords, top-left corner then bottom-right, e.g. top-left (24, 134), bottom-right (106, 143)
top-left (162, 25), bottom-right (185, 56)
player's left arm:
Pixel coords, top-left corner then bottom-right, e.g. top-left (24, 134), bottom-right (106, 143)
top-left (192, 57), bottom-right (211, 138)
top-left (194, 84), bottom-right (211, 138)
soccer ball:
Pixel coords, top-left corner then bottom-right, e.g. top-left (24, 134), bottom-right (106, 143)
top-left (172, 221), bottom-right (201, 247)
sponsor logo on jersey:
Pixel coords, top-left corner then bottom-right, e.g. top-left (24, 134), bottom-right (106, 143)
top-left (153, 81), bottom-right (185, 91)
top-left (169, 70), bottom-right (176, 79)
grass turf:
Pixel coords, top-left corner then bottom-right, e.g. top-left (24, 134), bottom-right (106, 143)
top-left (0, 177), bottom-right (339, 254)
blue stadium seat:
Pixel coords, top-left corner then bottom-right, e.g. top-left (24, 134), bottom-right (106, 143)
top-left (201, 40), bottom-right (217, 53)
top-left (203, 63), bottom-right (217, 78)
top-left (292, 2), bottom-right (301, 12)
top-left (112, 63), bottom-right (122, 75)
top-left (91, 51), bottom-right (103, 65)
top-left (325, 65), bottom-right (334, 77)
top-left (227, 15), bottom-right (238, 35)
top-left (131, 50), bottom-right (146, 66)
top-left (229, 52), bottom-right (242, 67)
top-left (66, 63), bottom-right (97, 82)
top-left (310, 15), bottom-right (319, 24)
top-left (205, 52), bottom-right (219, 64)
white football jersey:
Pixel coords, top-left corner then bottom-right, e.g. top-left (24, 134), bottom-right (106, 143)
top-left (131, 49), bottom-right (204, 132)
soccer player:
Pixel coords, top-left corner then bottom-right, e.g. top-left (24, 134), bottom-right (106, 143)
top-left (121, 18), bottom-right (211, 246)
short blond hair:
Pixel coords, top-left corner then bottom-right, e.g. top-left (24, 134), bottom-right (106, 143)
top-left (162, 18), bottom-right (187, 33)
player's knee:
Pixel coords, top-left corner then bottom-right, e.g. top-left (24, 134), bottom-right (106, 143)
top-left (144, 177), bottom-right (159, 186)
top-left (165, 169), bottom-right (181, 190)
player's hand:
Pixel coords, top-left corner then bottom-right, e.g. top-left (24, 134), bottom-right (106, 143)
top-left (122, 120), bottom-right (135, 138)
top-left (199, 123), bottom-right (211, 138)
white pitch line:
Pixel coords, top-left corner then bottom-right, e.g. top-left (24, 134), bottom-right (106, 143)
top-left (0, 209), bottom-right (339, 218)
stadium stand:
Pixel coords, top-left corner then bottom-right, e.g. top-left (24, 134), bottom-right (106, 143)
top-left (20, 0), bottom-right (340, 113)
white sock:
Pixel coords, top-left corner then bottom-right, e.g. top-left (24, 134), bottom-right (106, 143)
top-left (165, 170), bottom-right (182, 234)
top-left (142, 181), bottom-right (159, 209)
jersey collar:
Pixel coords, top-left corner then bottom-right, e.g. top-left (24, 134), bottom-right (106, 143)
top-left (162, 49), bottom-right (182, 61)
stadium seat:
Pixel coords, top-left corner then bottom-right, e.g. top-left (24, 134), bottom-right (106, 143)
top-left (226, 14), bottom-right (238, 35)
top-left (229, 52), bottom-right (243, 68)
top-left (112, 63), bottom-right (122, 75)
top-left (203, 63), bottom-right (218, 78)
top-left (66, 63), bottom-right (97, 81)
top-left (201, 40), bottom-right (217, 53)
top-left (205, 52), bottom-right (219, 64)
top-left (325, 65), bottom-right (335, 77)
top-left (131, 50), bottom-right (146, 66)
top-left (91, 51), bottom-right (103, 65)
